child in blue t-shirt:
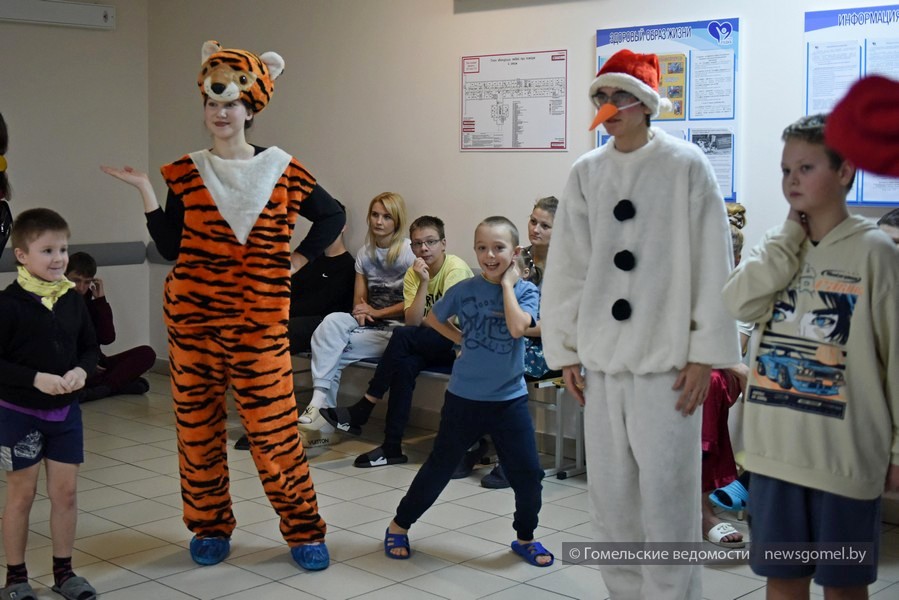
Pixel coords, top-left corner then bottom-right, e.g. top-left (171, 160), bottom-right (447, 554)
top-left (383, 216), bottom-right (554, 567)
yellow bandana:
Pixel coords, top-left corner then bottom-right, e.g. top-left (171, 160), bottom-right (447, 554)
top-left (0, 154), bottom-right (6, 172)
top-left (17, 265), bottom-right (75, 310)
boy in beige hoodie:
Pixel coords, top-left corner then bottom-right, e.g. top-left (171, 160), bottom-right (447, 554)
top-left (723, 114), bottom-right (899, 599)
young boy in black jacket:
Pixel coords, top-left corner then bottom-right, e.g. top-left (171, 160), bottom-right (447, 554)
top-left (0, 208), bottom-right (99, 600)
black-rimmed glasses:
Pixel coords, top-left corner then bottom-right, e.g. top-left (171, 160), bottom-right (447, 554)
top-left (410, 238), bottom-right (443, 250)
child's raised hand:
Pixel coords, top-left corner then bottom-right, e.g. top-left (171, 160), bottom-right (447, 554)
top-left (90, 277), bottom-right (105, 298)
top-left (34, 372), bottom-right (69, 395)
top-left (787, 208), bottom-right (810, 238)
top-left (412, 257), bottom-right (430, 283)
top-left (502, 258), bottom-right (522, 287)
top-left (100, 165), bottom-right (150, 189)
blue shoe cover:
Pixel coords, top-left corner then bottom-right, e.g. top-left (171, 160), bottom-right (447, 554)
top-left (291, 542), bottom-right (330, 571)
top-left (189, 536), bottom-right (230, 565)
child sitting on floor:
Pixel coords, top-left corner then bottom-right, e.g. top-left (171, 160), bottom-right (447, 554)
top-left (66, 252), bottom-right (156, 401)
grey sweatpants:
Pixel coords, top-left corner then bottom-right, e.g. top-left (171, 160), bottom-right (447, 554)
top-left (584, 369), bottom-right (702, 600)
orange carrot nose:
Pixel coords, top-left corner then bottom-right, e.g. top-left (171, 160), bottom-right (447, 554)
top-left (589, 103), bottom-right (619, 131)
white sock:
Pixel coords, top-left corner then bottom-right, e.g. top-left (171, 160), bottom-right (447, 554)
top-left (300, 389), bottom-right (329, 423)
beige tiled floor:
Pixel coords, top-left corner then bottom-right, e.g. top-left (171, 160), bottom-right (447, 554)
top-left (2, 371), bottom-right (898, 599)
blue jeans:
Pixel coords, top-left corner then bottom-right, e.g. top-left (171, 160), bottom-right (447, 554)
top-left (394, 392), bottom-right (543, 540)
top-left (309, 312), bottom-right (395, 408)
top-left (366, 326), bottom-right (455, 446)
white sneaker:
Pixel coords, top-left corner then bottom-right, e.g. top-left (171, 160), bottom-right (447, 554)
top-left (298, 406), bottom-right (336, 434)
top-left (299, 427), bottom-right (333, 448)
top-left (298, 405), bottom-right (317, 424)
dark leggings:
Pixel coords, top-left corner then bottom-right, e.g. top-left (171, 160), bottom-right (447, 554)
top-left (87, 345), bottom-right (156, 392)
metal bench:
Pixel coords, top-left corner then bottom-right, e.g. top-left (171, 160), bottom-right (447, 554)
top-left (529, 376), bottom-right (585, 480)
top-left (291, 352), bottom-right (585, 479)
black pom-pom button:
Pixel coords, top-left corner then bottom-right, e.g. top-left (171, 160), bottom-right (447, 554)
top-left (612, 299), bottom-right (631, 321)
top-left (614, 250), bottom-right (636, 271)
top-left (613, 199), bottom-right (636, 221)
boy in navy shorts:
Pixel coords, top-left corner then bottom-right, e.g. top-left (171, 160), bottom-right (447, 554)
top-left (723, 115), bottom-right (899, 598)
top-left (0, 208), bottom-right (99, 600)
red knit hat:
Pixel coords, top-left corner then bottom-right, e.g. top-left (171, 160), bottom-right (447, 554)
top-left (588, 49), bottom-right (672, 130)
top-left (826, 75), bottom-right (899, 177)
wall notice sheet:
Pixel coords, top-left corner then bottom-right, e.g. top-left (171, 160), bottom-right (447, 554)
top-left (805, 5), bottom-right (899, 205)
top-left (461, 50), bottom-right (567, 151)
top-left (595, 18), bottom-right (740, 201)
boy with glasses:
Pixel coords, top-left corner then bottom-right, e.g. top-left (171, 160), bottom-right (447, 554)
top-left (322, 215), bottom-right (473, 467)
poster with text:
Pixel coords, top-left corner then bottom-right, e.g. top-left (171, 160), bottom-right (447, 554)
top-left (805, 5), bottom-right (899, 205)
top-left (596, 19), bottom-right (739, 201)
top-left (461, 50), bottom-right (567, 151)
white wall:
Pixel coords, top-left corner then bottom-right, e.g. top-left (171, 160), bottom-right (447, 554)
top-left (3, 0), bottom-right (896, 508)
top-left (0, 0), bottom-right (151, 354)
top-left (146, 0), bottom-right (892, 253)
top-left (0, 0), bottom-right (149, 245)
top-left (2, 0), bottom-right (894, 362)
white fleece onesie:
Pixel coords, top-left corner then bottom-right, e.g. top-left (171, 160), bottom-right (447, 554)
top-left (542, 128), bottom-right (740, 600)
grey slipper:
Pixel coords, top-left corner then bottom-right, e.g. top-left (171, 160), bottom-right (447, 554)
top-left (51, 576), bottom-right (97, 600)
top-left (0, 582), bottom-right (37, 600)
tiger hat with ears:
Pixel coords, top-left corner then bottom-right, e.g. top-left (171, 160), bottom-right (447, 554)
top-left (197, 40), bottom-right (285, 114)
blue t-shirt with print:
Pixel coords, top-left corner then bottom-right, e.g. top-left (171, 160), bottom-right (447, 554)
top-left (431, 275), bottom-right (539, 401)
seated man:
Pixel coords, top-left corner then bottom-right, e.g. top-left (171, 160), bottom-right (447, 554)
top-left (288, 204), bottom-right (355, 353)
top-left (66, 252), bottom-right (156, 401)
top-left (321, 215), bottom-right (473, 467)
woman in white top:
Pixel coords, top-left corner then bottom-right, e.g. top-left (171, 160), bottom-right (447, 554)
top-left (299, 192), bottom-right (415, 447)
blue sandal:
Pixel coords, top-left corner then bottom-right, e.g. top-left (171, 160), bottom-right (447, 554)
top-left (511, 540), bottom-right (554, 567)
top-left (709, 480), bottom-right (748, 512)
top-left (384, 528), bottom-right (411, 560)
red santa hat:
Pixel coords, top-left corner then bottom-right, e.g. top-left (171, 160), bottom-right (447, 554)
top-left (588, 49), bottom-right (672, 130)
top-left (825, 75), bottom-right (899, 177)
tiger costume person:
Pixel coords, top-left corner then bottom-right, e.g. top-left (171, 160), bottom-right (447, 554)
top-left (1, 112), bottom-right (11, 260)
top-left (101, 41), bottom-right (343, 571)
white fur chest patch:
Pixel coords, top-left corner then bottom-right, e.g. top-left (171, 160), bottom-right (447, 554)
top-left (189, 147), bottom-right (292, 244)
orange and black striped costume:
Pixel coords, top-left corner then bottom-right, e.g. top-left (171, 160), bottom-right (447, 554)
top-left (156, 151), bottom-right (331, 545)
